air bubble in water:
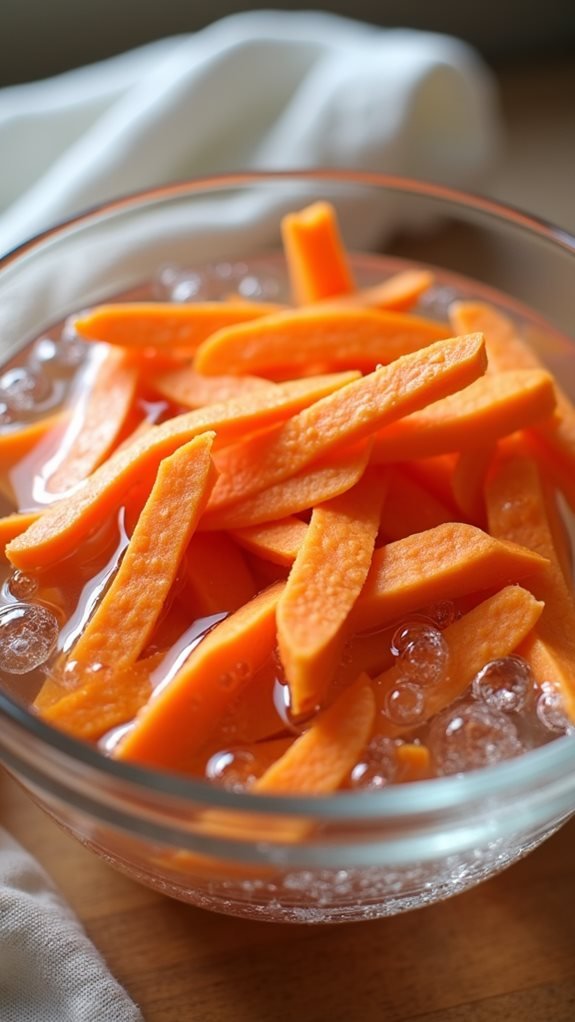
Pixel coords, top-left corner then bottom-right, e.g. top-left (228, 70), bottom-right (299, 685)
top-left (472, 655), bottom-right (532, 713)
top-left (382, 681), bottom-right (425, 725)
top-left (423, 600), bottom-right (459, 630)
top-left (391, 621), bottom-right (449, 686)
top-left (350, 736), bottom-right (404, 790)
top-left (428, 702), bottom-right (523, 776)
top-left (206, 748), bottom-right (259, 791)
top-left (58, 318), bottom-right (88, 368)
top-left (0, 366), bottom-right (54, 415)
top-left (7, 570), bottom-right (39, 600)
top-left (154, 265), bottom-right (212, 302)
top-left (0, 604), bottom-right (59, 674)
top-left (417, 284), bottom-right (461, 320)
top-left (536, 683), bottom-right (574, 735)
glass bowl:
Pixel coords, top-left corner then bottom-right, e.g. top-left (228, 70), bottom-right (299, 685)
top-left (1, 171), bottom-right (575, 924)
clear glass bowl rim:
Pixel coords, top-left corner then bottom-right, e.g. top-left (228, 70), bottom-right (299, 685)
top-left (1, 168), bottom-right (575, 826)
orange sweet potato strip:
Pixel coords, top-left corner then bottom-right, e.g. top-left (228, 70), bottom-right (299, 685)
top-left (74, 300), bottom-right (284, 353)
top-left (395, 743), bottom-right (431, 782)
top-left (0, 412), bottom-right (67, 502)
top-left (152, 366), bottom-right (274, 409)
top-left (277, 471), bottom-right (388, 717)
top-left (379, 466), bottom-right (457, 541)
top-left (281, 200), bottom-right (355, 304)
top-left (485, 450), bottom-right (575, 719)
top-left (194, 306), bottom-right (450, 376)
top-left (370, 369), bottom-right (556, 462)
top-left (231, 517), bottom-right (308, 567)
top-left (352, 521), bottom-right (548, 633)
top-left (253, 675), bottom-right (376, 795)
top-left (6, 373), bottom-right (356, 571)
top-left (451, 301), bottom-right (575, 513)
top-left (47, 348), bottom-right (139, 493)
top-left (206, 334), bottom-right (487, 514)
top-left (0, 511), bottom-right (42, 551)
top-left (38, 652), bottom-right (164, 740)
top-left (322, 269), bottom-right (434, 313)
top-left (183, 532), bottom-right (256, 616)
top-left (451, 445), bottom-right (494, 526)
top-left (372, 586), bottom-right (544, 738)
top-left (70, 433), bottom-right (216, 671)
top-left (202, 442), bottom-right (371, 530)
top-left (406, 454), bottom-right (458, 510)
top-left (115, 582), bottom-right (284, 771)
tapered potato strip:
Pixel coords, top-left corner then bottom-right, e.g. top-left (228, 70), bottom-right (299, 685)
top-left (372, 586), bottom-right (544, 737)
top-left (253, 675), bottom-right (376, 795)
top-left (152, 366), bottom-right (274, 409)
top-left (395, 744), bottom-right (432, 782)
top-left (0, 412), bottom-right (66, 501)
top-left (47, 348), bottom-right (138, 493)
top-left (352, 522), bottom-right (548, 633)
top-left (206, 334), bottom-right (487, 514)
top-left (281, 200), bottom-right (355, 304)
top-left (183, 532), bottom-right (256, 616)
top-left (74, 300), bottom-right (284, 352)
top-left (371, 369), bottom-right (555, 462)
top-left (0, 511), bottom-right (42, 552)
top-left (451, 300), bottom-right (575, 513)
top-left (6, 373), bottom-right (356, 571)
top-left (115, 582), bottom-right (284, 771)
top-left (277, 471), bottom-right (387, 716)
top-left (70, 433), bottom-right (216, 671)
top-left (231, 517), bottom-right (308, 567)
top-left (194, 306), bottom-right (450, 376)
top-left (380, 466), bottom-right (457, 541)
top-left (38, 652), bottom-right (164, 739)
top-left (485, 450), bottom-right (575, 719)
top-left (451, 445), bottom-right (494, 526)
top-left (203, 443), bottom-right (371, 530)
top-left (322, 269), bottom-right (434, 313)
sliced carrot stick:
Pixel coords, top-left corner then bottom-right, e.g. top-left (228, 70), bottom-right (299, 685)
top-left (0, 411), bottom-right (66, 466)
top-left (372, 586), bottom-right (544, 737)
top-left (194, 306), bottom-right (451, 376)
top-left (281, 200), bottom-right (355, 304)
top-left (202, 442), bottom-right (371, 530)
top-left (0, 510), bottom-right (42, 551)
top-left (253, 675), bottom-right (376, 795)
top-left (39, 652), bottom-right (164, 740)
top-left (74, 301), bottom-right (285, 353)
top-left (485, 450), bottom-right (575, 719)
top-left (352, 521), bottom-right (548, 633)
top-left (231, 517), bottom-right (308, 567)
top-left (206, 334), bottom-right (487, 514)
top-left (451, 301), bottom-right (575, 515)
top-left (406, 454), bottom-right (458, 510)
top-left (115, 582), bottom-right (284, 771)
top-left (70, 433), bottom-right (216, 671)
top-left (182, 532), bottom-right (256, 616)
top-left (47, 348), bottom-right (138, 494)
top-left (6, 374), bottom-right (356, 571)
top-left (379, 466), bottom-right (457, 541)
top-left (322, 269), bottom-right (434, 313)
top-left (277, 471), bottom-right (387, 716)
top-left (370, 369), bottom-right (556, 462)
top-left (451, 445), bottom-right (494, 526)
top-left (152, 366), bottom-right (274, 409)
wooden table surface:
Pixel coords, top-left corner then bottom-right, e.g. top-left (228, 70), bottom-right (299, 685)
top-left (2, 62), bottom-right (575, 1022)
top-left (3, 769), bottom-right (575, 1022)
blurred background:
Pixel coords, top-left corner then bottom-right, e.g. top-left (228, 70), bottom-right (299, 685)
top-left (1, 2), bottom-right (574, 229)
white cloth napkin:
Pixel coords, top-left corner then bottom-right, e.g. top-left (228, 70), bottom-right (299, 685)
top-left (0, 826), bottom-right (143, 1021)
top-left (0, 9), bottom-right (501, 258)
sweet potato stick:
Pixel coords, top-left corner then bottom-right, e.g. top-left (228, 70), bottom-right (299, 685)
top-left (277, 471), bottom-right (387, 716)
top-left (231, 517), bottom-right (308, 567)
top-left (353, 522), bottom-right (548, 633)
top-left (183, 532), bottom-right (256, 616)
top-left (115, 582), bottom-right (284, 771)
top-left (253, 675), bottom-right (376, 795)
top-left (281, 200), bottom-right (355, 304)
top-left (207, 334), bottom-right (487, 514)
top-left (152, 366), bottom-right (273, 409)
top-left (372, 586), bottom-right (544, 737)
top-left (70, 433), bottom-right (216, 670)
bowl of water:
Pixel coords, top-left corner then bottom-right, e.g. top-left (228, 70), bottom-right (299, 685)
top-left (1, 171), bottom-right (575, 923)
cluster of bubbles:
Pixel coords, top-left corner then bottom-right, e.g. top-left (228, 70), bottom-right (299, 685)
top-left (0, 317), bottom-right (86, 427)
top-left (153, 261), bottom-right (284, 304)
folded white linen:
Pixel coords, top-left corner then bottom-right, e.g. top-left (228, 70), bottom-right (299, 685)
top-left (0, 825), bottom-right (144, 1021)
top-left (0, 10), bottom-right (501, 258)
